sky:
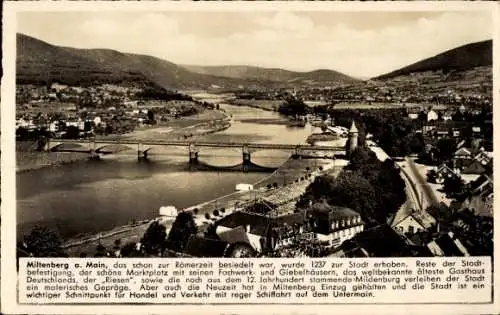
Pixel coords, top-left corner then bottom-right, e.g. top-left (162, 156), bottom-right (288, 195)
top-left (17, 10), bottom-right (493, 78)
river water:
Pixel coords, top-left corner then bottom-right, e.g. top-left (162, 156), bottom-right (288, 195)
top-left (17, 104), bottom-right (319, 240)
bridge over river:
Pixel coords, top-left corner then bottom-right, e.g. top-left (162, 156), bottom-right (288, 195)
top-left (45, 138), bottom-right (345, 170)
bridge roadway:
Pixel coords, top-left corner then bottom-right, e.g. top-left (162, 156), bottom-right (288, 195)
top-left (49, 138), bottom-right (344, 152)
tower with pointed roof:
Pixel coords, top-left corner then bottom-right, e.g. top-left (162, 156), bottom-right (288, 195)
top-left (348, 120), bottom-right (358, 156)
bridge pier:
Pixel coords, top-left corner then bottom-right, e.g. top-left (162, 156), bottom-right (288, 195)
top-left (242, 145), bottom-right (251, 163)
top-left (138, 150), bottom-right (149, 162)
top-left (189, 145), bottom-right (199, 164)
top-left (137, 143), bottom-right (150, 162)
top-left (242, 145), bottom-right (251, 172)
top-left (293, 146), bottom-right (303, 159)
top-left (89, 149), bottom-right (101, 161)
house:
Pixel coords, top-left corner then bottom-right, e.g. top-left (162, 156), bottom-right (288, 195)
top-left (391, 211), bottom-right (437, 234)
top-left (48, 121), bottom-right (59, 133)
top-left (407, 107), bottom-right (421, 120)
top-left (93, 116), bottom-right (102, 126)
top-left (451, 128), bottom-right (461, 138)
top-left (434, 124), bottom-right (450, 139)
top-left (435, 164), bottom-right (459, 184)
top-left (213, 211), bottom-right (306, 253)
top-left (473, 150), bottom-right (492, 166)
top-left (462, 151), bottom-right (492, 175)
top-left (50, 82), bottom-right (68, 92)
top-left (461, 172), bottom-right (493, 217)
top-left (306, 201), bottom-right (364, 248)
top-left (427, 232), bottom-right (470, 257)
top-left (336, 224), bottom-right (414, 257)
top-left (427, 109), bottom-right (439, 121)
top-left (452, 147), bottom-right (473, 169)
top-left (442, 111), bottom-right (453, 121)
top-left (462, 159), bottom-right (490, 175)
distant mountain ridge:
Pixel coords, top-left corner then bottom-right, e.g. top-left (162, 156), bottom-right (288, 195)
top-left (375, 40), bottom-right (492, 80)
top-left (16, 33), bottom-right (358, 89)
top-left (17, 34), bottom-right (287, 90)
top-left (181, 64), bottom-right (358, 85)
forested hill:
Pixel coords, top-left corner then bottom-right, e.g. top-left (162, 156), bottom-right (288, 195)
top-left (181, 65), bottom-right (359, 86)
top-left (375, 40), bottom-right (492, 80)
top-left (17, 33), bottom-right (357, 89)
top-left (16, 33), bottom-right (271, 89)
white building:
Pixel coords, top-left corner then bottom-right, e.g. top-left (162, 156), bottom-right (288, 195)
top-left (427, 109), bottom-right (439, 121)
top-left (308, 201), bottom-right (364, 248)
top-left (392, 211), bottom-right (436, 234)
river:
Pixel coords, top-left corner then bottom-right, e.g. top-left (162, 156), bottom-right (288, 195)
top-left (17, 103), bottom-right (320, 240)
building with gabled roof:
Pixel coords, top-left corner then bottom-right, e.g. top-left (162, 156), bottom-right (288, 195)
top-left (307, 200), bottom-right (364, 248)
top-left (435, 164), bottom-right (459, 184)
top-left (427, 232), bottom-right (470, 257)
top-left (391, 211), bottom-right (437, 235)
top-left (461, 171), bottom-right (493, 217)
top-left (213, 210), bottom-right (307, 253)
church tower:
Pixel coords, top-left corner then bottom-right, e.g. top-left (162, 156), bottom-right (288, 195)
top-left (348, 120), bottom-right (358, 155)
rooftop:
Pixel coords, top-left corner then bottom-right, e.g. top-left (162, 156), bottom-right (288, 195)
top-left (349, 120), bottom-right (358, 133)
top-left (309, 200), bottom-right (360, 219)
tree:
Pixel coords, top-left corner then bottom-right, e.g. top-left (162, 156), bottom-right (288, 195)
top-left (347, 147), bottom-right (380, 174)
top-left (141, 221), bottom-right (167, 255)
top-left (327, 171), bottom-right (381, 224)
top-left (298, 154), bottom-right (406, 225)
top-left (64, 126), bottom-right (80, 139)
top-left (278, 96), bottom-right (308, 117)
top-left (120, 242), bottom-right (143, 257)
top-left (23, 225), bottom-right (66, 257)
top-left (16, 127), bottom-right (30, 140)
top-left (147, 110), bottom-right (155, 122)
top-left (426, 169), bottom-right (437, 183)
top-left (435, 138), bottom-right (457, 163)
top-left (165, 212), bottom-right (197, 253)
top-left (442, 176), bottom-right (465, 198)
top-left (96, 244), bottom-right (106, 254)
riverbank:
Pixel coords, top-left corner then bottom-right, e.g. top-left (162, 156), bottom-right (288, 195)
top-left (306, 133), bottom-right (339, 145)
top-left (16, 151), bottom-right (90, 173)
top-left (62, 155), bottom-right (344, 257)
top-left (99, 108), bottom-right (230, 142)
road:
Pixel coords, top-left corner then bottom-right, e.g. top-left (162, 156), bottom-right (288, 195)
top-left (368, 142), bottom-right (421, 225)
top-left (403, 157), bottom-right (440, 209)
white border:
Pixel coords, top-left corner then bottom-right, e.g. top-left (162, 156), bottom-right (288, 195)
top-left (2, 1), bottom-right (500, 314)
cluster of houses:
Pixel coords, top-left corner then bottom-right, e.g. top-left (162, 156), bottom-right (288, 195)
top-left (406, 104), bottom-right (492, 141)
top-left (386, 138), bottom-right (493, 257)
top-left (430, 142), bottom-right (493, 216)
top-left (17, 83), bottom-right (143, 109)
top-left (16, 82), bottom-right (205, 139)
top-left (154, 197), bottom-right (366, 258)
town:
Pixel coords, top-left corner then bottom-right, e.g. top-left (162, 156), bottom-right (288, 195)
top-left (17, 77), bottom-right (493, 260)
top-left (15, 14), bottom-right (493, 261)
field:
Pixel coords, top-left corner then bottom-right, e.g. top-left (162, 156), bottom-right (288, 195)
top-left (100, 109), bottom-right (230, 142)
